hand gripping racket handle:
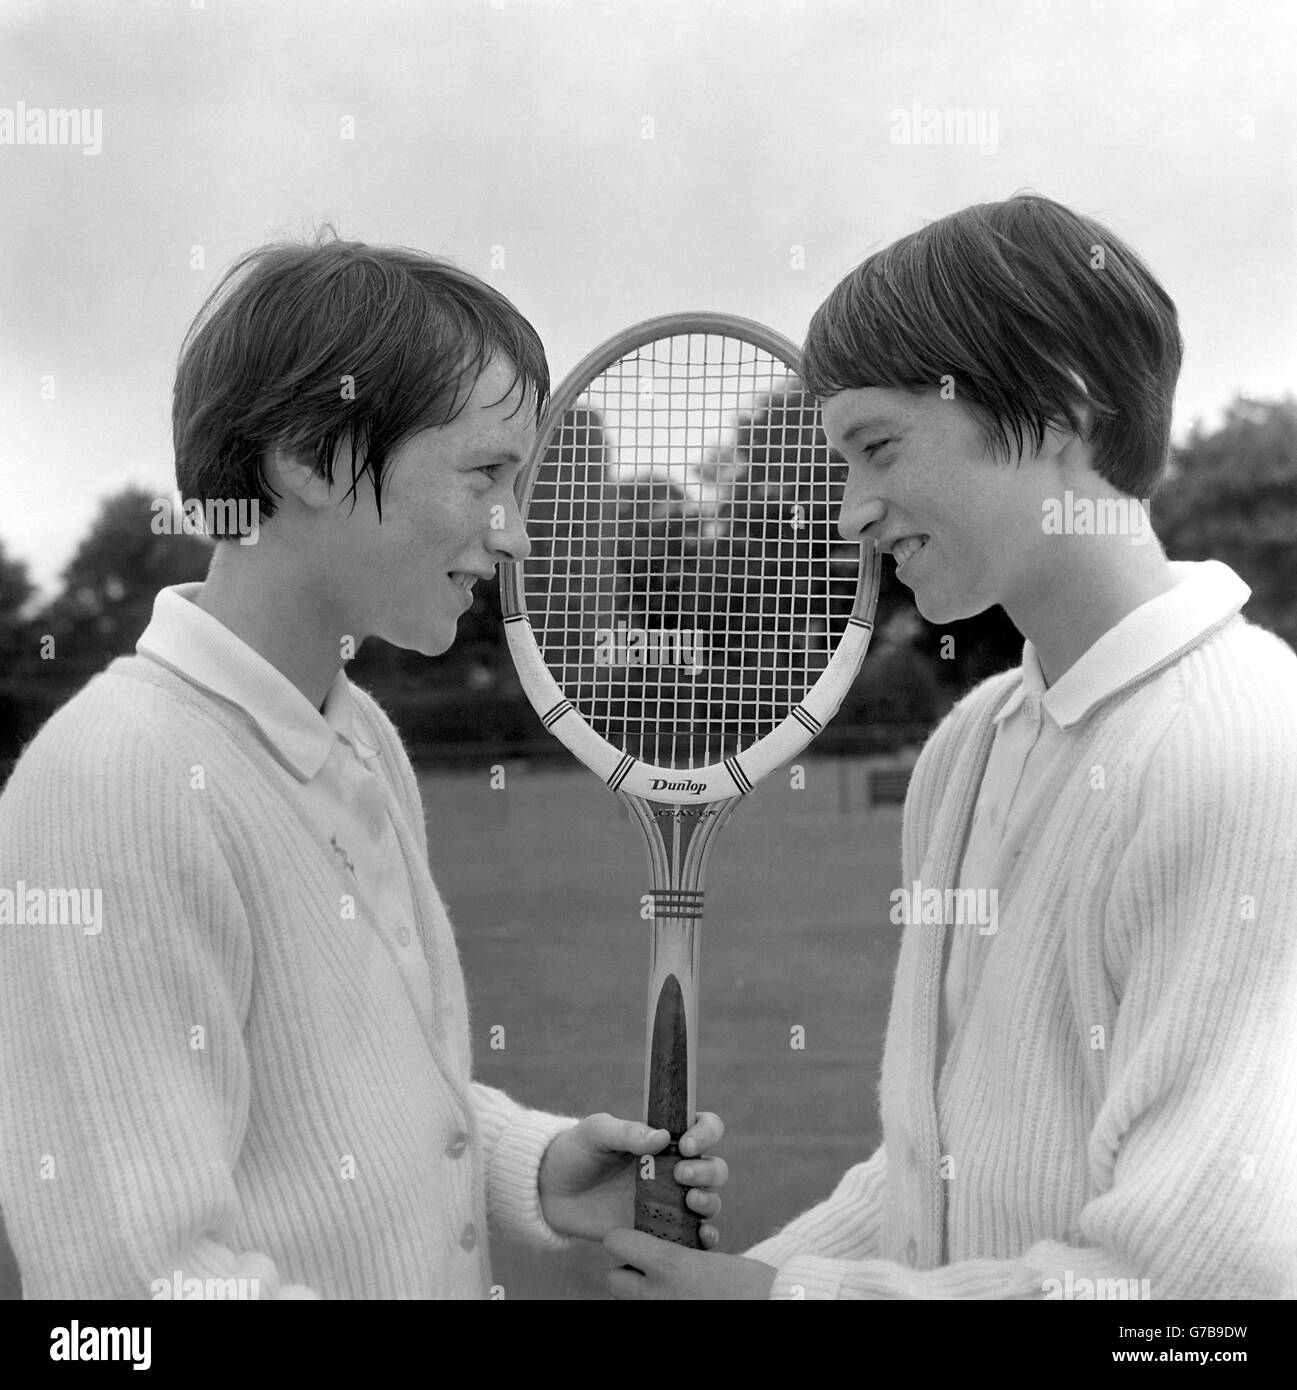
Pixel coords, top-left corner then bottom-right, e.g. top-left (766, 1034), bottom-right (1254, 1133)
top-left (635, 1138), bottom-right (700, 1247)
top-left (634, 968), bottom-right (703, 1248)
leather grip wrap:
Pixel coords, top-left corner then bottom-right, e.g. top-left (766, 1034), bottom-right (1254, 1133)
top-left (634, 1140), bottom-right (702, 1247)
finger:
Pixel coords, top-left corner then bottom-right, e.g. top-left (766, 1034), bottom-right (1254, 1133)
top-left (699, 1222), bottom-right (720, 1251)
top-left (592, 1115), bottom-right (671, 1156)
top-left (685, 1187), bottom-right (721, 1218)
top-left (607, 1266), bottom-right (651, 1301)
top-left (603, 1226), bottom-right (675, 1272)
top-left (674, 1156), bottom-right (729, 1190)
top-left (679, 1111), bottom-right (724, 1156)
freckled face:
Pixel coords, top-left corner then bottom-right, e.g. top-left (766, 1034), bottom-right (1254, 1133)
top-left (323, 358), bottom-right (535, 656)
top-left (823, 385), bottom-right (1052, 625)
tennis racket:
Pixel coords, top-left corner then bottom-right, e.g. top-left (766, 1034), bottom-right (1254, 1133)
top-left (502, 313), bottom-right (880, 1247)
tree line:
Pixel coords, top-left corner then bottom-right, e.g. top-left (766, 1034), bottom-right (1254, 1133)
top-left (1, 394), bottom-right (1292, 775)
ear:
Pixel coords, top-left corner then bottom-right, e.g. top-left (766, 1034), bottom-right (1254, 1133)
top-left (1041, 397), bottom-right (1093, 464)
top-left (263, 444), bottom-right (336, 513)
top-left (1062, 370), bottom-right (1095, 444)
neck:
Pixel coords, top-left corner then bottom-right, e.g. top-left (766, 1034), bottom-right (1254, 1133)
top-left (1006, 532), bottom-right (1179, 687)
top-left (193, 544), bottom-right (348, 711)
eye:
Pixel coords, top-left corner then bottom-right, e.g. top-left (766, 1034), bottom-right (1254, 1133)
top-left (863, 438), bottom-right (894, 457)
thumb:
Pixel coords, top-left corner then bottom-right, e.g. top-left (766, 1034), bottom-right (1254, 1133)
top-left (589, 1115), bottom-right (670, 1155)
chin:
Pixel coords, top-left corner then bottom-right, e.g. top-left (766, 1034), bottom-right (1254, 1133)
top-left (913, 591), bottom-right (954, 624)
top-left (386, 623), bottom-right (457, 658)
top-left (915, 591), bottom-right (984, 626)
top-left (421, 631), bottom-right (457, 658)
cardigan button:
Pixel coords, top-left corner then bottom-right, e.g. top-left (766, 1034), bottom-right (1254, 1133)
top-left (397, 926), bottom-right (411, 948)
top-left (460, 1224), bottom-right (478, 1252)
top-left (905, 1237), bottom-right (918, 1267)
top-left (446, 1132), bottom-right (469, 1158)
top-left (368, 816), bottom-right (384, 840)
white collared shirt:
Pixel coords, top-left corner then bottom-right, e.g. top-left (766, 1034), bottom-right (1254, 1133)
top-left (135, 582), bottom-right (437, 1030)
top-left (938, 559), bottom-right (1251, 1070)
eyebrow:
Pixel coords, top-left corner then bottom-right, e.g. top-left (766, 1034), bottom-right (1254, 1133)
top-left (472, 449), bottom-right (525, 465)
top-left (840, 417), bottom-right (900, 447)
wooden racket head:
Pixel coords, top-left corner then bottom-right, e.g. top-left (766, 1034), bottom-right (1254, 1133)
top-left (502, 311), bottom-right (880, 799)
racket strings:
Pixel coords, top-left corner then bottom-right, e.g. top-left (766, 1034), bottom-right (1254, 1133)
top-left (523, 332), bottom-right (856, 769)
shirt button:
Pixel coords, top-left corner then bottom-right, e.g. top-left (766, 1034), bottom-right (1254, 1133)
top-left (1023, 697), bottom-right (1038, 720)
top-left (397, 926), bottom-right (411, 948)
top-left (446, 1132), bottom-right (469, 1158)
top-left (368, 816), bottom-right (384, 840)
top-left (460, 1224), bottom-right (478, 1252)
top-left (905, 1236), bottom-right (918, 1267)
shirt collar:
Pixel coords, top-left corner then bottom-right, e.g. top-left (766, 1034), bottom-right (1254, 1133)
top-left (993, 559), bottom-right (1250, 730)
top-left (135, 583), bottom-right (379, 780)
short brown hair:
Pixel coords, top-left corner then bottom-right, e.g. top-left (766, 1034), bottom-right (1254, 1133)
top-left (802, 193), bottom-right (1182, 496)
top-left (173, 230), bottom-right (549, 529)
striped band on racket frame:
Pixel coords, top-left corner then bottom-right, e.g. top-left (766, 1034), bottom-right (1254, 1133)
top-left (501, 311), bottom-right (880, 1247)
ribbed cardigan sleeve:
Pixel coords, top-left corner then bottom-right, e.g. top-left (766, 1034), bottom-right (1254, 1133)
top-left (0, 682), bottom-right (319, 1299)
top-left (740, 682), bottom-right (1004, 1296)
top-left (469, 1083), bottom-right (578, 1251)
top-left (748, 664), bottom-right (1297, 1299)
top-left (743, 1146), bottom-right (889, 1288)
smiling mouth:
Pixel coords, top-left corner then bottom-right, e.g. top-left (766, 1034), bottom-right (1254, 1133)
top-left (892, 535), bottom-right (929, 569)
top-left (449, 572), bottom-right (479, 594)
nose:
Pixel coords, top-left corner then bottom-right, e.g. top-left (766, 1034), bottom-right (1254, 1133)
top-left (489, 490), bottom-right (532, 563)
top-left (836, 470), bottom-right (887, 543)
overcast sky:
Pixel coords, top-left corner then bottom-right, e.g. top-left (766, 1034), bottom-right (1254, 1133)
top-left (1, 0), bottom-right (1293, 601)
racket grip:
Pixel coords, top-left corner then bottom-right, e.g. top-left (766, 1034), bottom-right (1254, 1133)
top-left (634, 1140), bottom-right (703, 1248)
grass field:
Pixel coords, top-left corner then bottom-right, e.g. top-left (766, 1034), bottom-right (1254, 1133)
top-left (423, 756), bottom-right (903, 1299)
top-left (0, 756), bottom-right (903, 1301)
